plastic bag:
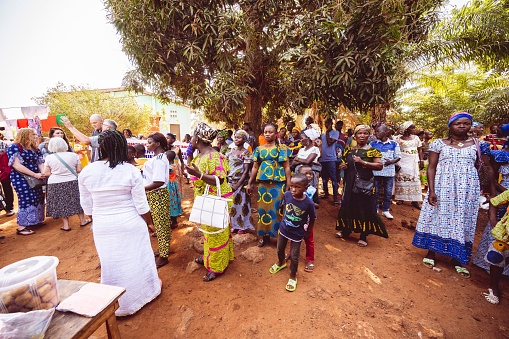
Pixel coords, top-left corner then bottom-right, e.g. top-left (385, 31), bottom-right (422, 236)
top-left (0, 308), bottom-right (55, 339)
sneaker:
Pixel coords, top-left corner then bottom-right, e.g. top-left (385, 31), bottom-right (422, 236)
top-left (5, 210), bottom-right (14, 216)
top-left (382, 211), bottom-right (394, 219)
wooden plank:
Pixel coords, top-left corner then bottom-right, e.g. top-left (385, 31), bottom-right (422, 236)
top-left (45, 280), bottom-right (124, 339)
top-left (105, 306), bottom-right (122, 339)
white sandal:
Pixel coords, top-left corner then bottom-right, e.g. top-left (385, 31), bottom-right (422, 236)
top-left (483, 288), bottom-right (500, 305)
top-left (357, 240), bottom-right (368, 247)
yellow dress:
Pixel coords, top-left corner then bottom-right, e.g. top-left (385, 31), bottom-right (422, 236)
top-left (191, 152), bottom-right (234, 273)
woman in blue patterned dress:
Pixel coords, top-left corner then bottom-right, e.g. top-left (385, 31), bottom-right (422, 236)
top-left (413, 112), bottom-right (487, 278)
top-left (7, 128), bottom-right (47, 235)
top-left (247, 123), bottom-right (291, 247)
top-left (226, 130), bottom-right (254, 234)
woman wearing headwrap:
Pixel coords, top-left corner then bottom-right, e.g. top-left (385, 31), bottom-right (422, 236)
top-left (226, 130), bottom-right (254, 234)
top-left (394, 121), bottom-right (424, 209)
top-left (292, 129), bottom-right (321, 178)
top-left (186, 122), bottom-right (234, 281)
top-left (413, 112), bottom-right (490, 278)
top-left (335, 125), bottom-right (387, 247)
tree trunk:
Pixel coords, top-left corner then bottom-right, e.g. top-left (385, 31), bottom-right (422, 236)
top-left (244, 93), bottom-right (265, 138)
top-left (370, 104), bottom-right (389, 123)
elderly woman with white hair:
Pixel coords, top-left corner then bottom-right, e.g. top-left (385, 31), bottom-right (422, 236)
top-left (226, 130), bottom-right (254, 234)
top-left (43, 137), bottom-right (91, 231)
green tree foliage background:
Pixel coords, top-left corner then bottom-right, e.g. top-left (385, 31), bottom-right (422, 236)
top-left (34, 83), bottom-right (153, 137)
top-left (105, 0), bottom-right (443, 134)
top-left (397, 0), bottom-right (509, 135)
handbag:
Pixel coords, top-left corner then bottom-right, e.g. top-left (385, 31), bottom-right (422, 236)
top-left (15, 143), bottom-right (47, 189)
top-left (189, 175), bottom-right (231, 234)
top-left (21, 173), bottom-right (47, 189)
top-left (54, 153), bottom-right (78, 178)
top-left (473, 138), bottom-right (489, 187)
top-left (351, 161), bottom-right (374, 195)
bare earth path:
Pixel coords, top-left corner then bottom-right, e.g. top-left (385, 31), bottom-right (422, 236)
top-left (1, 185), bottom-right (508, 338)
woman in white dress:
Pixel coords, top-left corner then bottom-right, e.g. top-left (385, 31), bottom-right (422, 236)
top-left (79, 130), bottom-right (161, 316)
top-left (394, 121), bottom-right (424, 209)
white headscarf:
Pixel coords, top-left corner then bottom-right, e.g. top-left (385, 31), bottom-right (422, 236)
top-left (303, 128), bottom-right (320, 141)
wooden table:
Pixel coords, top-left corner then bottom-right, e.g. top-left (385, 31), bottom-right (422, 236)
top-left (45, 280), bottom-right (125, 339)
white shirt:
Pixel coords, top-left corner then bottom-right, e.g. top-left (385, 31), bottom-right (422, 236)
top-left (296, 146), bottom-right (321, 164)
top-left (142, 153), bottom-right (169, 188)
top-left (45, 152), bottom-right (80, 184)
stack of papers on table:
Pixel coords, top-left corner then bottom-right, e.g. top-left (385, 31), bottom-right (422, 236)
top-left (56, 283), bottom-right (125, 317)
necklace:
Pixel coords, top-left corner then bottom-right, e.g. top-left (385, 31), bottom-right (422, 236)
top-left (449, 136), bottom-right (469, 147)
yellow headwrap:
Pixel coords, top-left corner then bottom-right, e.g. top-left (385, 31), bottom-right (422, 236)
top-left (354, 124), bottom-right (371, 135)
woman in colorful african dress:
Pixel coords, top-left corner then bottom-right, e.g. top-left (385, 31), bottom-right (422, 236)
top-left (394, 121), bottom-right (424, 209)
top-left (165, 150), bottom-right (183, 229)
top-left (335, 125), bottom-right (387, 247)
top-left (144, 132), bottom-right (171, 269)
top-left (247, 123), bottom-right (292, 247)
top-left (413, 112), bottom-right (484, 278)
top-left (186, 122), bottom-right (234, 282)
top-left (226, 130), bottom-right (254, 234)
top-left (473, 144), bottom-right (509, 275)
top-left (7, 128), bottom-right (46, 236)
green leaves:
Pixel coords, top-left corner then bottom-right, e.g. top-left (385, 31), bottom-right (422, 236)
top-left (105, 0), bottom-right (442, 130)
top-left (34, 83), bottom-right (153, 137)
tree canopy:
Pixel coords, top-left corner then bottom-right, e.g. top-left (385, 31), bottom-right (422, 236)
top-left (397, 0), bottom-right (509, 134)
top-left (35, 83), bottom-right (153, 137)
top-left (106, 0), bottom-right (443, 133)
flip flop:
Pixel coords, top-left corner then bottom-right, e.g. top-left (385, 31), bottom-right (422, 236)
top-left (269, 263), bottom-right (287, 274)
top-left (60, 227), bottom-right (72, 232)
top-left (483, 288), bottom-right (500, 305)
top-left (455, 266), bottom-right (470, 279)
top-left (304, 262), bottom-right (314, 272)
top-left (80, 219), bottom-right (92, 227)
top-left (286, 278), bottom-right (297, 292)
top-left (194, 256), bottom-right (204, 265)
top-left (423, 258), bottom-right (435, 268)
top-left (16, 228), bottom-right (35, 236)
top-left (357, 240), bottom-right (368, 247)
top-left (203, 271), bottom-right (217, 282)
top-left (156, 257), bottom-right (169, 269)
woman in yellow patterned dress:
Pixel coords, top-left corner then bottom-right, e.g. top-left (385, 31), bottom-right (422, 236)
top-left (186, 122), bottom-right (234, 282)
top-left (247, 123), bottom-right (292, 247)
top-left (336, 125), bottom-right (388, 247)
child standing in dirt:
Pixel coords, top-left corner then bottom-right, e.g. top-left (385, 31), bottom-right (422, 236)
top-left (484, 188), bottom-right (509, 305)
top-left (269, 173), bottom-right (316, 291)
top-left (291, 165), bottom-right (318, 272)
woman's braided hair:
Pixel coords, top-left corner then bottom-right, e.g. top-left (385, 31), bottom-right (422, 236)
top-left (98, 130), bottom-right (128, 168)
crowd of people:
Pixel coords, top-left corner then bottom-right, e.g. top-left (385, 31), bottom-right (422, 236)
top-left (0, 112), bottom-right (508, 315)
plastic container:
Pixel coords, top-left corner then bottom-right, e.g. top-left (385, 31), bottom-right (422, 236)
top-left (0, 256), bottom-right (59, 313)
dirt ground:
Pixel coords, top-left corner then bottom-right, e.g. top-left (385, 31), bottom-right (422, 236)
top-left (1, 184), bottom-right (509, 339)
